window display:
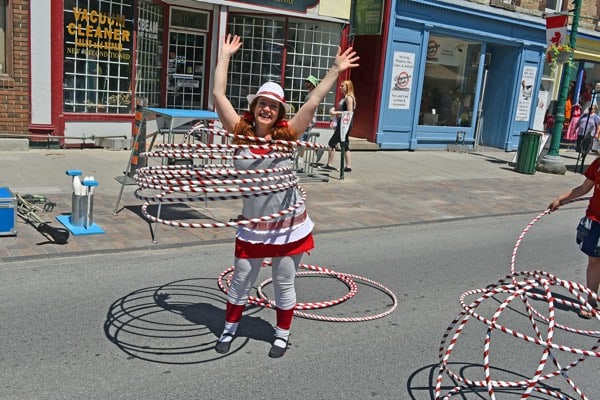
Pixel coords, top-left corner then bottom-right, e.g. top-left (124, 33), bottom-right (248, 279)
top-left (63, 0), bottom-right (134, 114)
top-left (419, 35), bottom-right (481, 127)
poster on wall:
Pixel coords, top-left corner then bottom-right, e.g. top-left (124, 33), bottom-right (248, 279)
top-left (532, 90), bottom-right (549, 131)
top-left (388, 51), bottom-right (415, 110)
top-left (516, 66), bottom-right (537, 122)
top-left (353, 0), bottom-right (384, 35)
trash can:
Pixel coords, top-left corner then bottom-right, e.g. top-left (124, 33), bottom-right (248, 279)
top-left (515, 130), bottom-right (542, 174)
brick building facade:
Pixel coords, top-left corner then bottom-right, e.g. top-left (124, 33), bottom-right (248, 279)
top-left (0, 0), bottom-right (29, 136)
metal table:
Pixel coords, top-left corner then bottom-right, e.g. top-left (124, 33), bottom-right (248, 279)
top-left (113, 107), bottom-right (220, 243)
top-left (144, 107), bottom-right (219, 147)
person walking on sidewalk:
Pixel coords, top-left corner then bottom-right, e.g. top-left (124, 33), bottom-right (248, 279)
top-left (321, 80), bottom-right (356, 172)
top-left (548, 165), bottom-right (600, 319)
top-left (576, 104), bottom-right (600, 154)
top-left (212, 33), bottom-right (359, 357)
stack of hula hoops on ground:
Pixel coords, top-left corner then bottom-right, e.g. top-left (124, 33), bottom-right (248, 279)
top-left (436, 199), bottom-right (599, 400)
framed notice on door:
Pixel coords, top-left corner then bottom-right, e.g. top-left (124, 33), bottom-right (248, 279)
top-left (388, 51), bottom-right (415, 110)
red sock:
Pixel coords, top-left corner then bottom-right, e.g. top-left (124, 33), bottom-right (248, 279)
top-left (276, 307), bottom-right (294, 330)
top-left (225, 302), bottom-right (245, 323)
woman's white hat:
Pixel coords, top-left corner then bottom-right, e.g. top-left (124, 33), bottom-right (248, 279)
top-left (247, 82), bottom-right (291, 113)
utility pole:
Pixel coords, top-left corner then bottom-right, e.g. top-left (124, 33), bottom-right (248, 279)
top-left (538, 0), bottom-right (581, 175)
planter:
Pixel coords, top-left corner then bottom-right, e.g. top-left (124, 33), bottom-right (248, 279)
top-left (556, 50), bottom-right (572, 64)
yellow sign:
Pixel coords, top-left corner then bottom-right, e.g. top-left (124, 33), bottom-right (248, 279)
top-left (65, 7), bottom-right (131, 52)
top-left (319, 0), bottom-right (352, 20)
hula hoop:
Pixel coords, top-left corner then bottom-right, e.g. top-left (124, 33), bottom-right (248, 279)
top-left (217, 264), bottom-right (358, 310)
top-left (216, 263), bottom-right (398, 322)
top-left (509, 197), bottom-right (599, 332)
top-left (134, 133), bottom-right (309, 228)
top-left (436, 200), bottom-right (600, 400)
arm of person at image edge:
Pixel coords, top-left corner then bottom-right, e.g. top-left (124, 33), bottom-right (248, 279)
top-left (548, 159), bottom-right (599, 214)
top-left (213, 33), bottom-right (360, 136)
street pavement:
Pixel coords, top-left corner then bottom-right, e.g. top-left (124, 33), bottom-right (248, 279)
top-left (0, 144), bottom-right (587, 263)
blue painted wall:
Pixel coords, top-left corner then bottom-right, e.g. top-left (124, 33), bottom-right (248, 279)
top-left (378, 0), bottom-right (547, 150)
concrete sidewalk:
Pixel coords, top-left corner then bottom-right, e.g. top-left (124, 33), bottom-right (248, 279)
top-left (0, 146), bottom-right (586, 262)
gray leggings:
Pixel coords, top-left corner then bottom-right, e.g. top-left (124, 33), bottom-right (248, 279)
top-left (227, 254), bottom-right (302, 310)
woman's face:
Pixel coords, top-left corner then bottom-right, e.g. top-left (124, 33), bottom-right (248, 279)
top-left (340, 83), bottom-right (348, 94)
top-left (254, 96), bottom-right (281, 129)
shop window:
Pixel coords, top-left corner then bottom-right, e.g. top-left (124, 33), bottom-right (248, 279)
top-left (135, 0), bottom-right (163, 107)
top-left (0, 0), bottom-right (10, 76)
top-left (419, 35), bottom-right (482, 127)
top-left (227, 15), bottom-right (341, 122)
top-left (539, 61), bottom-right (556, 115)
top-left (63, 0), bottom-right (135, 114)
top-left (577, 62), bottom-right (600, 107)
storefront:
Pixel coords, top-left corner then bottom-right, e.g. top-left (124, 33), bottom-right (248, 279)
top-left (376, 0), bottom-right (547, 150)
top-left (570, 33), bottom-right (600, 110)
top-left (30, 0), bottom-right (352, 146)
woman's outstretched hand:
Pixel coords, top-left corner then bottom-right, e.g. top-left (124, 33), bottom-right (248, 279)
top-left (222, 34), bottom-right (242, 57)
top-left (334, 47), bottom-right (360, 72)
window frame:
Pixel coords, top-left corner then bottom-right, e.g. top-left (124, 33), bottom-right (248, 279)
top-left (0, 0), bottom-right (13, 78)
top-left (545, 0), bottom-right (564, 13)
top-left (62, 0), bottom-right (135, 114)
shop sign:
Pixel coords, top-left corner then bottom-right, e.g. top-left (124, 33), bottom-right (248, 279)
top-left (64, 1), bottom-right (134, 62)
top-left (138, 17), bottom-right (159, 41)
top-left (177, 79), bottom-right (200, 89)
top-left (353, 0), bottom-right (383, 35)
top-left (227, 0), bottom-right (319, 13)
top-left (171, 8), bottom-right (209, 31)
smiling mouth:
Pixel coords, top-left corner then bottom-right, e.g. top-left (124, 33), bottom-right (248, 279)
top-left (258, 111), bottom-right (273, 121)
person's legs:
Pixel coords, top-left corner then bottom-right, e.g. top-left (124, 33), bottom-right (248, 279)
top-left (343, 138), bottom-right (352, 171)
top-left (322, 127), bottom-right (341, 170)
top-left (296, 132), bottom-right (309, 171)
top-left (326, 146), bottom-right (336, 169)
top-left (268, 254), bottom-right (301, 357)
top-left (215, 257), bottom-right (263, 353)
top-left (586, 256), bottom-right (600, 308)
top-left (578, 222), bottom-right (600, 318)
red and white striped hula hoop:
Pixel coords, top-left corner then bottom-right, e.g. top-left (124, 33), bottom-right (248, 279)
top-left (509, 197), bottom-right (599, 332)
top-left (138, 185), bottom-right (307, 229)
top-left (436, 202), bottom-right (599, 400)
top-left (217, 264), bottom-right (358, 310)
top-left (194, 125), bottom-right (328, 149)
top-left (134, 136), bottom-right (310, 228)
top-left (216, 263), bottom-right (398, 322)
